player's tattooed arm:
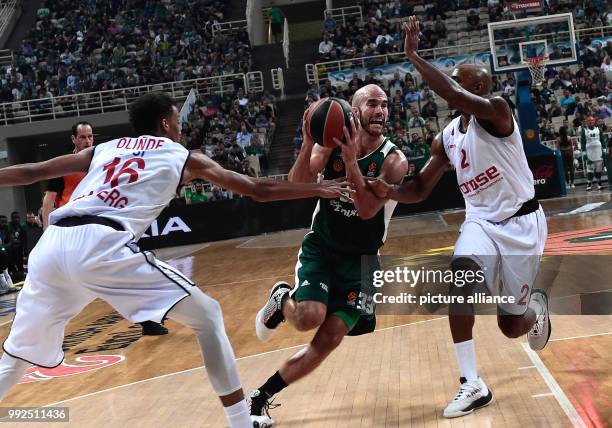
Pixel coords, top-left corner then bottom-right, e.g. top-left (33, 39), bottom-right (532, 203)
top-left (288, 110), bottom-right (334, 183)
top-left (403, 16), bottom-right (512, 136)
top-left (337, 117), bottom-right (409, 220)
top-left (184, 152), bottom-right (353, 202)
top-left (0, 147), bottom-right (94, 186)
top-left (368, 133), bottom-right (449, 203)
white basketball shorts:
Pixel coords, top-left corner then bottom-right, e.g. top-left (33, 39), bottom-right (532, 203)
top-left (3, 224), bottom-right (194, 368)
top-left (453, 207), bottom-right (547, 315)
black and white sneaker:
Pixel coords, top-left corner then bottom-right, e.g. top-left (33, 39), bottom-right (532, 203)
top-left (248, 389), bottom-right (278, 427)
top-left (255, 281), bottom-right (291, 342)
top-left (443, 377), bottom-right (493, 418)
top-left (528, 288), bottom-right (551, 351)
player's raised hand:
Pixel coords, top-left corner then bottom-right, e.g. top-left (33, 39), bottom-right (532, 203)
top-left (403, 16), bottom-right (420, 59)
top-left (318, 178), bottom-right (355, 201)
top-left (335, 113), bottom-right (360, 163)
top-left (366, 177), bottom-right (393, 199)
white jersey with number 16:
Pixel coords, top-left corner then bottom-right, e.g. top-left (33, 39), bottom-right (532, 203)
top-left (50, 135), bottom-right (189, 238)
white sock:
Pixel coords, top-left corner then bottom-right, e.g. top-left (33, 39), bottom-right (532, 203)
top-left (454, 339), bottom-right (478, 381)
top-left (0, 353), bottom-right (31, 400)
top-left (223, 399), bottom-right (251, 428)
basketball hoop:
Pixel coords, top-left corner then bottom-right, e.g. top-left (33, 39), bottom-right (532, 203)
top-left (526, 56), bottom-right (548, 86)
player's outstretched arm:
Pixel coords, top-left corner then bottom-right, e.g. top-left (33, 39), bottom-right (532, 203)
top-left (402, 16), bottom-right (511, 132)
top-left (184, 152), bottom-right (352, 202)
top-left (288, 110), bottom-right (334, 183)
top-left (367, 133), bottom-right (449, 203)
top-left (337, 117), bottom-right (409, 220)
top-left (0, 147), bottom-right (94, 187)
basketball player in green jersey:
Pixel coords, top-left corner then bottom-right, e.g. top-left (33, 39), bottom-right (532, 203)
top-left (250, 84), bottom-right (408, 426)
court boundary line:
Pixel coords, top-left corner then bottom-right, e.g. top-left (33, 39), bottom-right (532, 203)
top-left (549, 331), bottom-right (612, 342)
top-left (521, 342), bottom-right (586, 428)
top-left (43, 316), bottom-right (447, 407)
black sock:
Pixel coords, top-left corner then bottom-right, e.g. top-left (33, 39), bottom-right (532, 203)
top-left (259, 371), bottom-right (288, 398)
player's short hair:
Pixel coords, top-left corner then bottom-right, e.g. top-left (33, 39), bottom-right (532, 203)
top-left (129, 93), bottom-right (175, 136)
top-left (71, 121), bottom-right (92, 136)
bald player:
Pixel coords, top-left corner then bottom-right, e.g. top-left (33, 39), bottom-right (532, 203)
top-left (368, 17), bottom-right (550, 418)
top-left (249, 85), bottom-right (408, 426)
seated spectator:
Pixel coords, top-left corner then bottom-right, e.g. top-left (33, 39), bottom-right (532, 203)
top-left (319, 35), bottom-right (334, 60)
top-left (421, 96), bottom-right (438, 119)
top-left (434, 17), bottom-right (447, 39)
top-left (587, 83), bottom-right (603, 99)
top-left (347, 72), bottom-right (364, 89)
top-left (467, 10), bottom-right (480, 31)
top-left (375, 28), bottom-right (394, 49)
top-left (548, 99), bottom-right (563, 117)
top-left (403, 83), bottom-right (420, 104)
top-left (209, 186), bottom-right (229, 202)
top-left (503, 76), bottom-right (516, 96)
top-left (323, 10), bottom-right (337, 33)
top-left (363, 71), bottom-right (382, 86)
top-left (559, 90), bottom-right (576, 115)
top-left (594, 97), bottom-right (612, 120)
top-left (535, 102), bottom-right (549, 122)
top-left (185, 182), bottom-right (208, 204)
top-left (559, 120), bottom-right (576, 137)
top-left (241, 159), bottom-right (257, 177)
top-left (388, 71), bottom-right (405, 93)
top-left (602, 56), bottom-right (612, 72)
top-left (407, 110), bottom-right (426, 128)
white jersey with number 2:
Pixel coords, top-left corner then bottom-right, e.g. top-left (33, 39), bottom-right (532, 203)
top-left (442, 115), bottom-right (534, 222)
top-left (50, 135), bottom-right (189, 239)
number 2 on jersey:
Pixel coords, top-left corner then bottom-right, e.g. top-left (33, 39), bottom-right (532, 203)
top-left (460, 149), bottom-right (470, 169)
top-left (102, 157), bottom-right (146, 188)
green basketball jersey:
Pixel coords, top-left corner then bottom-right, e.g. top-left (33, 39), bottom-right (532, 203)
top-left (311, 138), bottom-right (399, 255)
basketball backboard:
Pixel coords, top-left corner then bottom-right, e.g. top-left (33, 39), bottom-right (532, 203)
top-left (488, 13), bottom-right (577, 73)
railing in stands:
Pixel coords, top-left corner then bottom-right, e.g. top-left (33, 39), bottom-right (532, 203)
top-left (246, 71), bottom-right (264, 94)
top-left (211, 19), bottom-right (248, 37)
top-left (0, 0), bottom-right (19, 38)
top-left (307, 24), bottom-right (612, 86)
top-left (0, 48), bottom-right (12, 66)
top-left (575, 25), bottom-right (612, 39)
top-left (282, 17), bottom-right (290, 69)
top-left (324, 6), bottom-right (362, 25)
top-left (0, 73), bottom-right (250, 126)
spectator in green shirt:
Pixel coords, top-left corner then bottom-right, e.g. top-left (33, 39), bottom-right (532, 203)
top-left (185, 182), bottom-right (209, 204)
top-left (268, 2), bottom-right (284, 43)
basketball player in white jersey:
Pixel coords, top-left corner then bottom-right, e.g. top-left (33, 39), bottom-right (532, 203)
top-left (0, 93), bottom-right (350, 427)
top-left (581, 116), bottom-right (606, 191)
top-left (368, 16), bottom-right (550, 418)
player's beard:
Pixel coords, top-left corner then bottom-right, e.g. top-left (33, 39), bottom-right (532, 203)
top-left (359, 108), bottom-right (386, 137)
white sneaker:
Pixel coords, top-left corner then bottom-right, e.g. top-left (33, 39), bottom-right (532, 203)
top-left (528, 289), bottom-right (551, 351)
top-left (248, 389), bottom-right (276, 428)
top-left (0, 274), bottom-right (9, 294)
top-left (3, 269), bottom-right (15, 290)
top-left (255, 282), bottom-right (291, 342)
top-left (570, 183), bottom-right (575, 188)
top-left (443, 377), bottom-right (493, 418)
top-left (586, 183), bottom-right (592, 191)
top-left (598, 184), bottom-right (603, 191)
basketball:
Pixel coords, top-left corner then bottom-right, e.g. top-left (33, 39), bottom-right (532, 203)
top-left (306, 97), bottom-right (355, 148)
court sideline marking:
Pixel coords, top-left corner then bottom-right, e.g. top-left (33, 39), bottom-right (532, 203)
top-left (521, 343), bottom-right (587, 428)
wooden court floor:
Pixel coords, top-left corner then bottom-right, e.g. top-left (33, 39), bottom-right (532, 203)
top-left (0, 191), bottom-right (610, 427)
